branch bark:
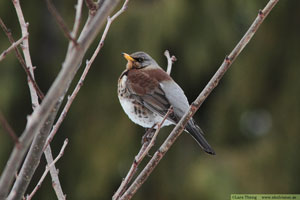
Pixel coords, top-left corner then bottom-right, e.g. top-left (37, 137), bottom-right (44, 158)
top-left (119, 0), bottom-right (279, 199)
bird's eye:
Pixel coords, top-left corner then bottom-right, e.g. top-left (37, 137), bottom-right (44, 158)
top-left (136, 57), bottom-right (144, 62)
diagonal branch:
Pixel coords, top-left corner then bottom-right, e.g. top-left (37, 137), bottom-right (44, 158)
top-left (46, 0), bottom-right (78, 45)
top-left (7, 100), bottom-right (62, 200)
top-left (0, 111), bottom-right (19, 146)
top-left (12, 0), bottom-right (40, 108)
top-left (113, 107), bottom-right (173, 200)
top-left (119, 0), bottom-right (279, 199)
top-left (0, 18), bottom-right (44, 101)
top-left (25, 139), bottom-right (68, 200)
top-left (71, 0), bottom-right (84, 39)
top-left (0, 34), bottom-right (28, 62)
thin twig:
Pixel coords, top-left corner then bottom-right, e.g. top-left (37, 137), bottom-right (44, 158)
top-left (0, 111), bottom-right (19, 147)
top-left (0, 34), bottom-right (28, 62)
top-left (44, 145), bottom-right (66, 200)
top-left (113, 107), bottom-right (173, 200)
top-left (12, 0), bottom-right (41, 108)
top-left (26, 139), bottom-right (68, 200)
top-left (0, 0), bottom-right (120, 198)
top-left (119, 0), bottom-right (279, 199)
top-left (44, 0), bottom-right (130, 150)
top-left (0, 18), bottom-right (44, 101)
top-left (46, 0), bottom-right (78, 45)
top-left (164, 50), bottom-right (177, 75)
top-left (71, 0), bottom-right (84, 39)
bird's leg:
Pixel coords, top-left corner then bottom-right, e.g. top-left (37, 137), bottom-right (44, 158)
top-left (141, 124), bottom-right (156, 145)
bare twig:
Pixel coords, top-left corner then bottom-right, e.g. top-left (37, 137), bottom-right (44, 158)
top-left (44, 145), bottom-right (66, 200)
top-left (46, 0), bottom-right (78, 45)
top-left (0, 0), bottom-right (120, 198)
top-left (44, 0), bottom-right (130, 149)
top-left (0, 34), bottom-right (28, 62)
top-left (119, 0), bottom-right (279, 199)
top-left (0, 111), bottom-right (19, 146)
top-left (164, 50), bottom-right (177, 75)
top-left (0, 18), bottom-right (44, 101)
top-left (12, 0), bottom-right (40, 108)
top-left (26, 139), bottom-right (68, 200)
top-left (71, 0), bottom-right (84, 39)
top-left (113, 107), bottom-right (173, 200)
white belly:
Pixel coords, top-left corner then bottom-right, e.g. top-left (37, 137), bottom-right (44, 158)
top-left (119, 97), bottom-right (173, 128)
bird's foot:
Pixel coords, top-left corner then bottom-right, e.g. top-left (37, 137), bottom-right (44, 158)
top-left (141, 125), bottom-right (156, 146)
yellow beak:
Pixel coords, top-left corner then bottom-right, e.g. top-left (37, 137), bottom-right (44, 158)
top-left (122, 53), bottom-right (135, 62)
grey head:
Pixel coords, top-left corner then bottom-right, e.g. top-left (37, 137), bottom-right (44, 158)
top-left (129, 51), bottom-right (159, 68)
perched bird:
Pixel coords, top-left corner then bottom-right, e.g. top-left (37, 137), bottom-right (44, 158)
top-left (118, 51), bottom-right (215, 155)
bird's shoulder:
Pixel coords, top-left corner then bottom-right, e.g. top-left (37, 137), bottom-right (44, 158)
top-left (125, 68), bottom-right (168, 95)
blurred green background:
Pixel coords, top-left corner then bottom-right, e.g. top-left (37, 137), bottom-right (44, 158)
top-left (1, 0), bottom-right (300, 199)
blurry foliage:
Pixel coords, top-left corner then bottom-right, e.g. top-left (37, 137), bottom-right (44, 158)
top-left (0, 0), bottom-right (300, 199)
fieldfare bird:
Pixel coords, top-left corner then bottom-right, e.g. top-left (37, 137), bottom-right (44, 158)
top-left (118, 51), bottom-right (215, 155)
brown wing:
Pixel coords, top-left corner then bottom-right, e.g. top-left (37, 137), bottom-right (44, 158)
top-left (126, 69), bottom-right (177, 123)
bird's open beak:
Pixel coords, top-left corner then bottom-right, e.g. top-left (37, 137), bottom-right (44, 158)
top-left (122, 53), bottom-right (135, 70)
top-left (122, 53), bottom-right (135, 62)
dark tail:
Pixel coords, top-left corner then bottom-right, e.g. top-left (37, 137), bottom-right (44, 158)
top-left (185, 120), bottom-right (216, 155)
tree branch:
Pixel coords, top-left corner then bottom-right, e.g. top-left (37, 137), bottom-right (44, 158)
top-left (113, 107), bottom-right (173, 200)
top-left (12, 0), bottom-right (40, 108)
top-left (0, 0), bottom-right (120, 198)
top-left (43, 145), bottom-right (66, 200)
top-left (46, 0), bottom-right (77, 45)
top-left (71, 0), bottom-right (84, 39)
top-left (8, 101), bottom-right (62, 200)
top-left (0, 18), bottom-right (44, 101)
top-left (25, 139), bottom-right (68, 200)
top-left (119, 0), bottom-right (279, 199)
top-left (0, 111), bottom-right (19, 146)
top-left (0, 34), bottom-right (28, 62)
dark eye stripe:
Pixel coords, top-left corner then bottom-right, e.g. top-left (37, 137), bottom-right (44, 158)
top-left (136, 57), bottom-right (144, 62)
